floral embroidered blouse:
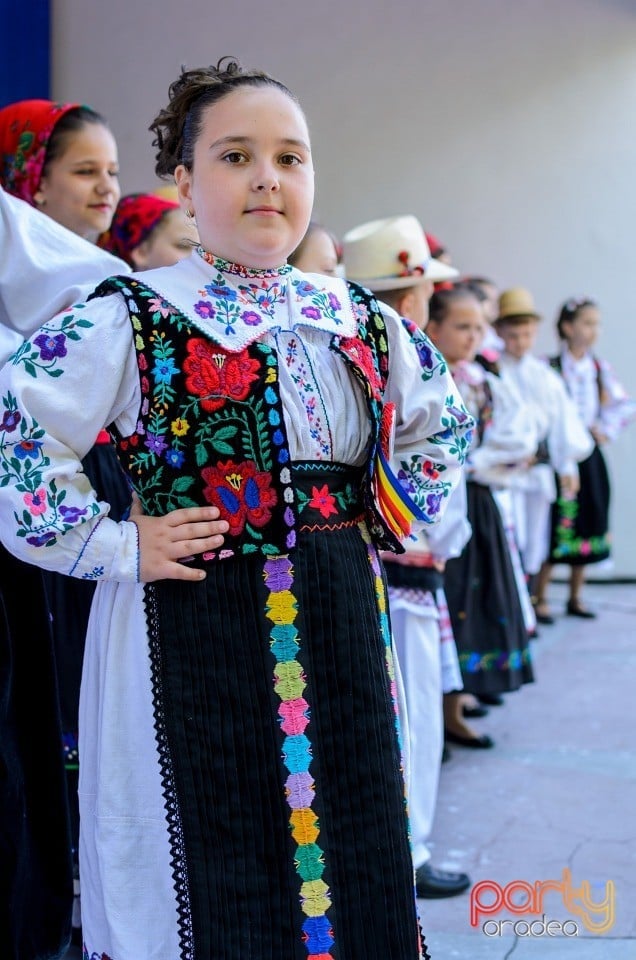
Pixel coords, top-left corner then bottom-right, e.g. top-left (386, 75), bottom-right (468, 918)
top-left (0, 250), bottom-right (473, 580)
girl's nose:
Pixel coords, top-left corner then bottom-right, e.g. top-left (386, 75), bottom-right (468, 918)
top-left (253, 165), bottom-right (280, 192)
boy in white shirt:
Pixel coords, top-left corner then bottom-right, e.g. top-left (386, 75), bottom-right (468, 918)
top-left (493, 288), bottom-right (593, 619)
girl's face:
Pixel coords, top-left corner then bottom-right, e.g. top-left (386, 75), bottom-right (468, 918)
top-left (131, 209), bottom-right (199, 270)
top-left (34, 123), bottom-right (120, 242)
top-left (292, 227), bottom-right (339, 275)
top-left (427, 297), bottom-right (485, 365)
top-left (563, 305), bottom-right (601, 352)
top-left (175, 86), bottom-right (314, 269)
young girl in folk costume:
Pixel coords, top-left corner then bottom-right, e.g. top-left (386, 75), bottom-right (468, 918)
top-left (0, 187), bottom-right (129, 960)
top-left (0, 59), bottom-right (473, 959)
top-left (98, 191), bottom-right (199, 269)
top-left (426, 285), bottom-right (538, 744)
top-left (0, 98), bottom-right (133, 943)
top-left (535, 297), bottom-right (636, 619)
top-left (493, 289), bottom-right (593, 622)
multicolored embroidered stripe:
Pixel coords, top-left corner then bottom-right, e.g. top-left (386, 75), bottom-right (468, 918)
top-left (361, 525), bottom-right (405, 767)
top-left (373, 446), bottom-right (429, 540)
top-left (361, 525), bottom-right (424, 955)
top-left (263, 555), bottom-right (336, 960)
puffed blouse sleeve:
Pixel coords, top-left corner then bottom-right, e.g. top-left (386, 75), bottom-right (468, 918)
top-left (467, 370), bottom-right (539, 487)
top-left (596, 358), bottom-right (636, 441)
top-left (0, 186), bottom-right (130, 362)
top-left (0, 291), bottom-right (141, 581)
top-left (381, 307), bottom-right (474, 525)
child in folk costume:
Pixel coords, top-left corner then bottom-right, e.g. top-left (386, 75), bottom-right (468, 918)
top-left (97, 191), bottom-right (199, 269)
top-left (426, 285), bottom-right (538, 732)
top-left (535, 297), bottom-right (636, 619)
top-left (0, 186), bottom-right (129, 960)
top-left (0, 60), bottom-right (473, 960)
top-left (0, 98), bottom-right (132, 943)
top-left (493, 289), bottom-right (593, 622)
top-left (343, 215), bottom-right (473, 901)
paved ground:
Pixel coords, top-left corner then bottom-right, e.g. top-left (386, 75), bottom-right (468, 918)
top-left (420, 579), bottom-right (636, 959)
top-left (64, 580), bottom-right (635, 959)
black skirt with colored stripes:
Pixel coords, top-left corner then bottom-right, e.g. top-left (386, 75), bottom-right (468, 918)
top-left (549, 444), bottom-right (610, 566)
top-left (143, 463), bottom-right (425, 960)
top-left (444, 481), bottom-right (534, 696)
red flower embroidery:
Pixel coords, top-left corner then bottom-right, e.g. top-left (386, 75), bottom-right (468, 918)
top-left (339, 336), bottom-right (383, 400)
top-left (308, 484), bottom-right (338, 519)
top-left (201, 460), bottom-right (277, 536)
top-left (183, 338), bottom-right (260, 412)
top-left (422, 459), bottom-right (440, 480)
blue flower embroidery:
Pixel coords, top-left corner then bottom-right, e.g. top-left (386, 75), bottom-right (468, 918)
top-left (34, 332), bottom-right (67, 361)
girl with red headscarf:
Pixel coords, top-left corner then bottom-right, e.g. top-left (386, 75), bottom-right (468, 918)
top-left (98, 191), bottom-right (198, 269)
top-left (0, 98), bottom-right (129, 954)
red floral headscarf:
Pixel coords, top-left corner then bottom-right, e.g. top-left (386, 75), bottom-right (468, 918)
top-left (0, 99), bottom-right (81, 204)
top-left (97, 192), bottom-right (180, 266)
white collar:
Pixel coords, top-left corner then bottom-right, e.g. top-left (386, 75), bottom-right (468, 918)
top-left (127, 249), bottom-right (356, 351)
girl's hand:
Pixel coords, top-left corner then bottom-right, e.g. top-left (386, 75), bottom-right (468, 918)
top-left (590, 426), bottom-right (608, 445)
top-left (559, 474), bottom-right (579, 498)
top-left (132, 506), bottom-right (229, 582)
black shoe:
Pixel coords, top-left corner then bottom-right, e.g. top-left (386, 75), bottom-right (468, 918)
top-left (566, 600), bottom-right (597, 619)
top-left (535, 610), bottom-right (555, 625)
top-left (416, 863), bottom-right (471, 899)
top-left (462, 703), bottom-right (489, 718)
top-left (445, 729), bottom-right (495, 749)
top-left (477, 692), bottom-right (505, 707)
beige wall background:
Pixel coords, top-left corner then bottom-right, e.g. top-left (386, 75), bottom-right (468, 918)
top-left (52, 0), bottom-right (636, 576)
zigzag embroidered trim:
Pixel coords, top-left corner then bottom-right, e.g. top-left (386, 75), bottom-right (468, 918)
top-left (145, 586), bottom-right (195, 958)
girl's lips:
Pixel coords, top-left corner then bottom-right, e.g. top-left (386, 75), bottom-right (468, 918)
top-left (247, 207), bottom-right (281, 215)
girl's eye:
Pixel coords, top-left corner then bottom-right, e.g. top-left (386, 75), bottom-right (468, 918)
top-left (279, 154), bottom-right (301, 166)
top-left (74, 168), bottom-right (119, 177)
top-left (223, 151), bottom-right (247, 164)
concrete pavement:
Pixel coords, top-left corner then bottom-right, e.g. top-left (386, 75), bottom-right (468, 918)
top-left (420, 579), bottom-right (636, 959)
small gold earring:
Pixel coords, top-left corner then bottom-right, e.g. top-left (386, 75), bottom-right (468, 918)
top-left (185, 208), bottom-right (195, 220)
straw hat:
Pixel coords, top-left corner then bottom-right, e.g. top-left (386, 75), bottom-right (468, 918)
top-left (496, 287), bottom-right (541, 323)
top-left (342, 215), bottom-right (459, 291)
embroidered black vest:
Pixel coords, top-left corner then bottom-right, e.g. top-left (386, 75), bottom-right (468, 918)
top-left (90, 276), bottom-right (404, 558)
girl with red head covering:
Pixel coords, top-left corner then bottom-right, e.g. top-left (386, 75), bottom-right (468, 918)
top-left (98, 192), bottom-right (198, 269)
top-left (0, 97), bottom-right (128, 953)
top-left (0, 99), bottom-right (120, 241)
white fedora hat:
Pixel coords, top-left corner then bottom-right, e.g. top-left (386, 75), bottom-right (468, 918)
top-left (342, 215), bottom-right (459, 291)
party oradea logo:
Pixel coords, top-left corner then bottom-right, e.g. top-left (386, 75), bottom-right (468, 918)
top-left (470, 868), bottom-right (615, 937)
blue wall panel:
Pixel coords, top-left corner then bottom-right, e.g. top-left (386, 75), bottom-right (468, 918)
top-left (0, 0), bottom-right (50, 105)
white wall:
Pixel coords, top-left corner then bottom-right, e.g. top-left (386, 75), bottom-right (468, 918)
top-left (52, 0), bottom-right (636, 575)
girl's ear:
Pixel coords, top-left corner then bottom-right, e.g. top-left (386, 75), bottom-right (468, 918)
top-left (130, 238), bottom-right (152, 270)
top-left (396, 289), bottom-right (415, 318)
top-left (174, 165), bottom-right (193, 217)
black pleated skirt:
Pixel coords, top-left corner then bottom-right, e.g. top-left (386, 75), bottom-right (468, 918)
top-left (444, 481), bottom-right (534, 695)
top-left (0, 545), bottom-right (72, 960)
top-left (549, 444), bottom-right (610, 566)
top-left (143, 464), bottom-right (425, 960)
